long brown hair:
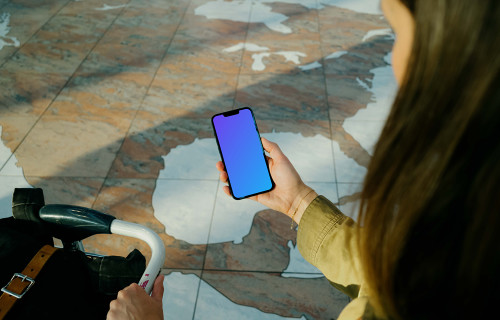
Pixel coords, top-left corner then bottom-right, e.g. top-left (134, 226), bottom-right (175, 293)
top-left (358, 0), bottom-right (500, 319)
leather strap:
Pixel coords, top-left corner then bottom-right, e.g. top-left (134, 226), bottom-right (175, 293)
top-left (0, 245), bottom-right (58, 319)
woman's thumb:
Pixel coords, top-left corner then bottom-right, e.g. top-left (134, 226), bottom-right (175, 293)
top-left (151, 274), bottom-right (165, 302)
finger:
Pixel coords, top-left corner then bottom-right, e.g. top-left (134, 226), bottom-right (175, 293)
top-left (216, 161), bottom-right (224, 171)
top-left (219, 171), bottom-right (228, 183)
top-left (222, 185), bottom-right (231, 197)
top-left (151, 274), bottom-right (165, 303)
top-left (261, 138), bottom-right (285, 160)
top-left (264, 155), bottom-right (274, 167)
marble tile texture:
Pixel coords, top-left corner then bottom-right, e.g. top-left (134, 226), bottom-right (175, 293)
top-left (0, 0), bottom-right (396, 319)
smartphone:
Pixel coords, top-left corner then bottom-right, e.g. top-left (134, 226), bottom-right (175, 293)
top-left (212, 107), bottom-right (273, 200)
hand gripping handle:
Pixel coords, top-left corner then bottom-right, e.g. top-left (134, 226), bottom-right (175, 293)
top-left (110, 220), bottom-right (166, 294)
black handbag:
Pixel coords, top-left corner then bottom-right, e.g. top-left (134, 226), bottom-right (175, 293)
top-left (0, 189), bottom-right (146, 319)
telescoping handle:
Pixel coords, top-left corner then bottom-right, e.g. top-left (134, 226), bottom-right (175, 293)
top-left (110, 220), bottom-right (166, 294)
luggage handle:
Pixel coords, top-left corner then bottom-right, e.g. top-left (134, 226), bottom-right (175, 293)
top-left (39, 204), bottom-right (166, 294)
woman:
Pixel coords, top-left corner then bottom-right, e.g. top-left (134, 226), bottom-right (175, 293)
top-left (108, 0), bottom-right (500, 318)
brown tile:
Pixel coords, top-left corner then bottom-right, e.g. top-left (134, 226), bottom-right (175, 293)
top-left (161, 39), bottom-right (244, 75)
top-left (46, 73), bottom-right (151, 120)
top-left (108, 116), bottom-right (214, 179)
top-left (318, 5), bottom-right (390, 53)
top-left (0, 0), bottom-right (69, 66)
top-left (235, 72), bottom-right (328, 121)
top-left (0, 70), bottom-right (69, 116)
top-left (326, 74), bottom-right (374, 120)
top-left (331, 121), bottom-right (372, 170)
top-left (141, 72), bottom-right (238, 119)
top-left (205, 209), bottom-right (296, 272)
top-left (85, 178), bottom-right (207, 269)
top-left (239, 39), bottom-right (322, 75)
top-left (200, 270), bottom-right (349, 320)
top-left (3, 18), bottom-right (101, 76)
top-left (76, 20), bottom-right (176, 77)
top-left (159, 9), bottom-right (249, 75)
top-left (255, 118), bottom-right (331, 138)
top-left (240, 3), bottom-right (322, 75)
top-left (323, 34), bottom-right (392, 122)
top-left (247, 2), bottom-right (320, 40)
top-left (323, 38), bottom-right (393, 77)
top-left (13, 116), bottom-right (129, 178)
top-left (92, 178), bottom-right (164, 231)
top-left (0, 114), bottom-right (38, 152)
top-left (176, 12), bottom-right (248, 46)
top-left (115, 0), bottom-right (188, 30)
top-left (27, 176), bottom-right (104, 207)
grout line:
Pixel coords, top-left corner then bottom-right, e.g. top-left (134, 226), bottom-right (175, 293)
top-left (314, 0), bottom-right (340, 202)
top-left (2, 1), bottom-right (132, 167)
top-left (94, 0), bottom-right (191, 208)
top-left (0, 0), bottom-right (74, 157)
top-left (231, 0), bottom-right (253, 109)
top-left (192, 5), bottom-right (252, 316)
top-left (192, 178), bottom-right (220, 319)
top-left (2, 0), bottom-right (131, 194)
top-left (0, 0), bottom-right (72, 70)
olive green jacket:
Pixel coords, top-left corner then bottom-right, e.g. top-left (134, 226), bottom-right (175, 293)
top-left (297, 196), bottom-right (382, 320)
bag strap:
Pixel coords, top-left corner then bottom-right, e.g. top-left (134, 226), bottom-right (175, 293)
top-left (0, 245), bottom-right (58, 319)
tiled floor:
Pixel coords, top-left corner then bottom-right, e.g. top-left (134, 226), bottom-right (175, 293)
top-left (0, 0), bottom-right (396, 319)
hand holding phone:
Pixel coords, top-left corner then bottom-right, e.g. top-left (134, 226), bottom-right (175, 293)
top-left (216, 137), bottom-right (317, 225)
top-left (212, 107), bottom-right (273, 199)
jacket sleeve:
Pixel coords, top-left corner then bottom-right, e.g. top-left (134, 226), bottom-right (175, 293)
top-left (297, 195), bottom-right (363, 298)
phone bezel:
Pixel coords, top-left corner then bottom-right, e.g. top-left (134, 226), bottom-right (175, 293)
top-left (211, 107), bottom-right (274, 200)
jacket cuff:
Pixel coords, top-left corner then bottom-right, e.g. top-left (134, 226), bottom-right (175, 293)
top-left (297, 195), bottom-right (347, 266)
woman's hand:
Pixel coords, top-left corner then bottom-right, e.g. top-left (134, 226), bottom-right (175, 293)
top-left (107, 274), bottom-right (165, 320)
top-left (216, 138), bottom-right (317, 224)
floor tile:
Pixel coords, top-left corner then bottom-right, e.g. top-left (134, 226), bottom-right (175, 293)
top-left (0, 0), bottom-right (69, 66)
top-left (241, 2), bottom-right (322, 75)
top-left (13, 115), bottom-right (130, 178)
top-left (47, 73), bottom-right (150, 120)
top-left (198, 270), bottom-right (349, 320)
top-left (108, 116), bottom-right (215, 179)
top-left (206, 181), bottom-right (337, 272)
top-left (163, 271), bottom-right (201, 320)
top-left (261, 131), bottom-right (335, 183)
top-left (337, 183), bottom-right (362, 221)
top-left (142, 71), bottom-right (238, 118)
top-left (153, 179), bottom-right (218, 245)
top-left (28, 176), bottom-right (104, 208)
top-left (0, 69), bottom-right (69, 116)
top-left (0, 114), bottom-right (38, 152)
top-left (235, 72), bottom-right (328, 121)
top-left (159, 137), bottom-right (220, 180)
top-left (91, 178), bottom-right (208, 270)
top-left (317, 4), bottom-right (388, 53)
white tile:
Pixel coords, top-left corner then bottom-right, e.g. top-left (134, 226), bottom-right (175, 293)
top-left (194, 275), bottom-right (305, 320)
top-left (262, 132), bottom-right (335, 183)
top-left (152, 179), bottom-right (218, 244)
top-left (159, 138), bottom-right (220, 180)
top-left (341, 120), bottom-right (385, 156)
top-left (332, 140), bottom-right (368, 183)
top-left (0, 126), bottom-right (13, 172)
top-left (209, 183), bottom-right (267, 244)
top-left (0, 153), bottom-right (25, 176)
top-left (163, 272), bottom-right (199, 320)
top-left (337, 183), bottom-right (362, 221)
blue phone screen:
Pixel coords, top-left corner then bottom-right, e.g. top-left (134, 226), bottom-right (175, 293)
top-left (212, 108), bottom-right (273, 199)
